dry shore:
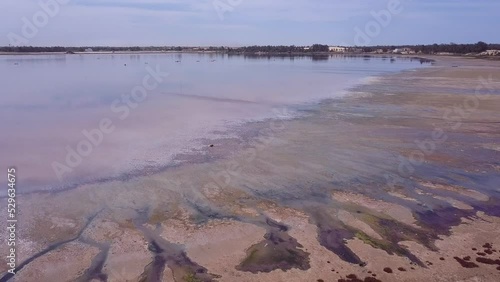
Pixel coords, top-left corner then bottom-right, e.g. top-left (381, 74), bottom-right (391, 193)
top-left (1, 56), bottom-right (499, 282)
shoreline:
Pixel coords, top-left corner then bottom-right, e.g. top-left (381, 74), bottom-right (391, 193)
top-left (2, 50), bottom-right (499, 61)
top-left (0, 50), bottom-right (450, 61)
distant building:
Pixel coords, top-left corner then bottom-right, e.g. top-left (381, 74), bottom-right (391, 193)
top-left (481, 50), bottom-right (500, 56)
top-left (304, 47), bottom-right (311, 51)
top-left (85, 48), bottom-right (93, 52)
top-left (329, 46), bottom-right (347, 53)
top-left (393, 48), bottom-right (414, 54)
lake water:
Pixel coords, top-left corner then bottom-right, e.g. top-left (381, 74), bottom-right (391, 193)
top-left (0, 53), bottom-right (427, 193)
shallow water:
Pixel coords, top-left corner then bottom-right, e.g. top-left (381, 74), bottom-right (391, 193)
top-left (0, 53), bottom-right (426, 193)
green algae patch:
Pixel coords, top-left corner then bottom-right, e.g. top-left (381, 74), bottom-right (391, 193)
top-left (183, 272), bottom-right (203, 282)
top-left (237, 218), bottom-right (310, 273)
top-left (355, 232), bottom-right (390, 250)
top-left (349, 213), bottom-right (438, 266)
top-left (356, 211), bottom-right (438, 250)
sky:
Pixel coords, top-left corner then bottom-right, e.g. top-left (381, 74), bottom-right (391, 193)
top-left (1, 0), bottom-right (499, 46)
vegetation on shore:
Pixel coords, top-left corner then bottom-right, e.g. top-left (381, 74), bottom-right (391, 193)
top-left (1, 42), bottom-right (498, 55)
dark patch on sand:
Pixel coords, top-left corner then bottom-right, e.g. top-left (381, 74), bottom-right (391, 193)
top-left (353, 215), bottom-right (432, 266)
top-left (483, 243), bottom-right (493, 249)
top-left (139, 239), bottom-right (217, 282)
top-left (338, 274), bottom-right (382, 282)
top-left (414, 207), bottom-right (474, 235)
top-left (75, 241), bottom-right (110, 282)
top-left (474, 198), bottom-right (500, 218)
top-left (475, 257), bottom-right (500, 266)
top-left (302, 209), bottom-right (365, 264)
top-left (137, 222), bottom-right (217, 282)
top-left (364, 278), bottom-right (382, 282)
top-left (138, 254), bottom-right (167, 282)
top-left (237, 218), bottom-right (310, 273)
top-left (454, 257), bottom-right (479, 268)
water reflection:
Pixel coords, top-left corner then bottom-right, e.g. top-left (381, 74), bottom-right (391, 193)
top-left (0, 53), bottom-right (428, 192)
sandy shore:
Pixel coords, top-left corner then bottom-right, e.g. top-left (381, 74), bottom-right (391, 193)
top-left (1, 56), bottom-right (500, 282)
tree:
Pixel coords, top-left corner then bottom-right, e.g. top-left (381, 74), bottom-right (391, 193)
top-left (311, 44), bottom-right (329, 52)
top-left (476, 41), bottom-right (488, 52)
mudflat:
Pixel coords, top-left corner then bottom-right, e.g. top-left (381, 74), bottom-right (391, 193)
top-left (1, 56), bottom-right (499, 282)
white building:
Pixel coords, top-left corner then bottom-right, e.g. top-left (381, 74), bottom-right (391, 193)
top-left (480, 50), bottom-right (500, 56)
top-left (85, 48), bottom-right (93, 52)
top-left (329, 46), bottom-right (347, 53)
top-left (393, 48), bottom-right (414, 54)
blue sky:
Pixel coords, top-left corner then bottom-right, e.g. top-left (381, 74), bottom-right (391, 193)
top-left (1, 0), bottom-right (499, 46)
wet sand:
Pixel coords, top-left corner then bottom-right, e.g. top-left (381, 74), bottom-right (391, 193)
top-left (1, 56), bottom-right (500, 282)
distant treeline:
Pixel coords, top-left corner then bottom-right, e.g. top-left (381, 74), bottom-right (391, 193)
top-left (229, 44), bottom-right (330, 53)
top-left (360, 42), bottom-right (499, 54)
top-left (228, 42), bottom-right (499, 54)
top-left (0, 44), bottom-right (331, 53)
top-left (0, 42), bottom-right (499, 54)
top-left (0, 46), bottom-right (226, 53)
